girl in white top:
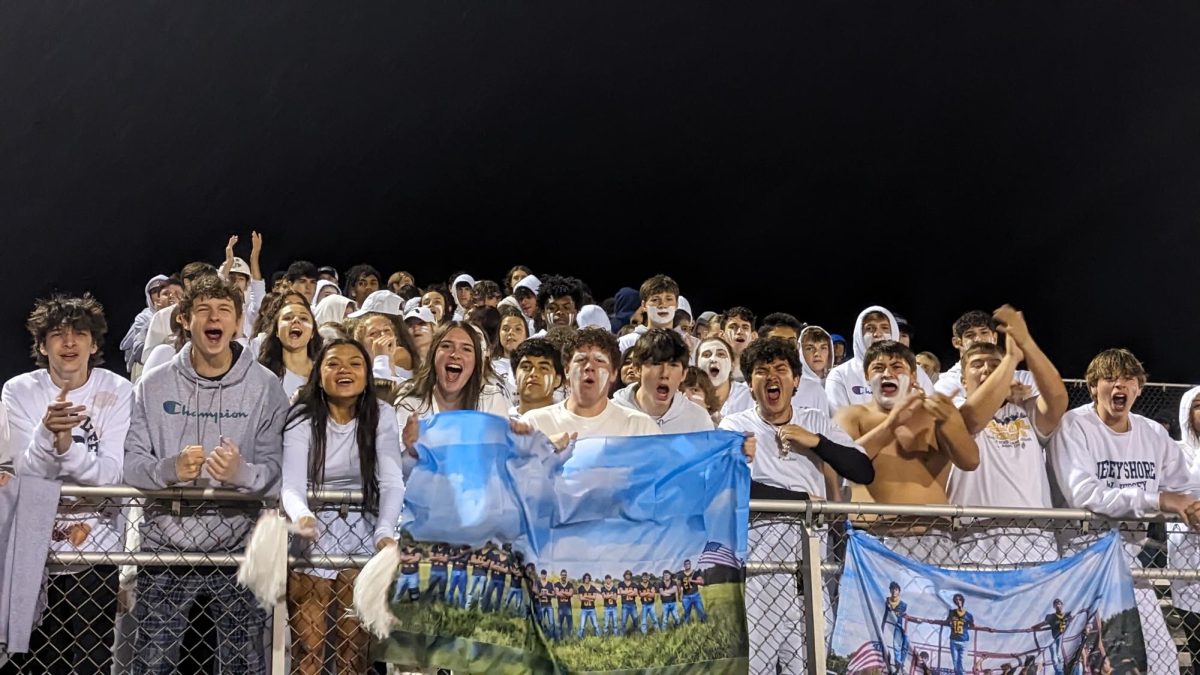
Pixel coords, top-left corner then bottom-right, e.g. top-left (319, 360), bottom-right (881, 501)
top-left (494, 305), bottom-right (530, 399)
top-left (257, 292), bottom-right (320, 400)
top-left (352, 311), bottom-right (420, 383)
top-left (281, 338), bottom-right (404, 675)
top-left (395, 322), bottom-right (510, 474)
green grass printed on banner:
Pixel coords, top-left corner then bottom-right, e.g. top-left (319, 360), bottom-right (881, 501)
top-left (548, 582), bottom-right (746, 671)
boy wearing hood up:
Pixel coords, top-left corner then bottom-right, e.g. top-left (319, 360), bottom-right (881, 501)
top-left (3, 293), bottom-right (132, 674)
top-left (613, 329), bottom-right (714, 433)
top-left (450, 272), bottom-right (476, 321)
top-left (123, 276), bottom-right (287, 674)
top-left (1050, 348), bottom-right (1200, 675)
top-left (617, 275), bottom-right (682, 353)
top-left (719, 336), bottom-right (872, 675)
top-left (825, 305), bottom-right (936, 413)
top-left (120, 274), bottom-right (169, 375)
top-left (1169, 385), bottom-right (1200, 670)
top-left (141, 262), bottom-right (218, 368)
top-left (935, 309), bottom-right (1039, 403)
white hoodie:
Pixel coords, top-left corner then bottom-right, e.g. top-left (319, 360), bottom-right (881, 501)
top-left (611, 383), bottom-right (715, 434)
top-left (824, 305), bottom-right (935, 412)
top-left (3, 367), bottom-right (133, 558)
top-left (120, 274), bottom-right (168, 372)
top-left (793, 325), bottom-right (832, 417)
top-left (450, 274), bottom-right (476, 322)
top-left (1049, 403), bottom-right (1200, 518)
top-left (1169, 386), bottom-right (1200, 612)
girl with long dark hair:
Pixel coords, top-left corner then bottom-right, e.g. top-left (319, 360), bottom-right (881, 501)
top-left (281, 338), bottom-right (403, 675)
top-left (258, 292), bottom-right (322, 399)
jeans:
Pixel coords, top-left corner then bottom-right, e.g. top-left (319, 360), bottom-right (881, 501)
top-left (682, 592), bottom-right (707, 623)
top-left (538, 605), bottom-right (555, 637)
top-left (467, 575), bottom-right (487, 608)
top-left (482, 578), bottom-right (506, 611)
top-left (890, 621), bottom-right (909, 673)
top-left (577, 608), bottom-right (600, 638)
top-left (446, 570), bottom-right (468, 607)
top-left (621, 604), bottom-right (638, 633)
top-left (424, 568), bottom-right (447, 601)
top-left (661, 601), bottom-right (680, 627)
top-left (602, 607), bottom-right (618, 634)
top-left (557, 609), bottom-right (574, 638)
top-left (392, 573), bottom-right (420, 603)
top-left (950, 640), bottom-right (967, 675)
top-left (504, 587), bottom-right (523, 612)
top-left (640, 604), bottom-right (659, 633)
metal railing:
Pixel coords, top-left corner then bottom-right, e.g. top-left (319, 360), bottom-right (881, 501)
top-left (13, 487), bottom-right (1200, 674)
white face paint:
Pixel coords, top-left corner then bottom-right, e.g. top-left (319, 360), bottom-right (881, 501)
top-left (699, 340), bottom-right (732, 387)
top-left (870, 373), bottom-right (910, 411)
top-left (647, 304), bottom-right (676, 328)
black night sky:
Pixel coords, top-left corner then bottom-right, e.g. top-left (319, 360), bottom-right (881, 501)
top-left (2, 2), bottom-right (1199, 384)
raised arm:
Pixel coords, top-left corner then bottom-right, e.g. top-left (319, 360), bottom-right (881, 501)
top-left (959, 337), bottom-right (1022, 435)
top-left (994, 305), bottom-right (1067, 436)
top-left (926, 393), bottom-right (979, 471)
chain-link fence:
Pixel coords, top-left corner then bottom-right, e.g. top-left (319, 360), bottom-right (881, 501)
top-left (746, 501), bottom-right (1200, 675)
top-left (1063, 379), bottom-right (1191, 434)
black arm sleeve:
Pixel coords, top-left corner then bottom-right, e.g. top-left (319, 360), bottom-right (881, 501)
top-left (810, 434), bottom-right (875, 485)
top-left (749, 481), bottom-right (810, 503)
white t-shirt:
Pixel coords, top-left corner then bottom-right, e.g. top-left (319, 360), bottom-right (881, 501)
top-left (948, 400), bottom-right (1052, 508)
top-left (719, 381), bottom-right (753, 420)
top-left (1050, 404), bottom-right (1200, 517)
top-left (719, 405), bottom-right (861, 499)
top-left (521, 400), bottom-right (660, 440)
top-left (282, 369), bottom-right (308, 401)
top-left (143, 342), bottom-right (178, 374)
top-left (792, 378), bottom-right (831, 418)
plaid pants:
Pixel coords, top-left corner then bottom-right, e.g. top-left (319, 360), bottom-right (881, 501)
top-left (130, 567), bottom-right (266, 675)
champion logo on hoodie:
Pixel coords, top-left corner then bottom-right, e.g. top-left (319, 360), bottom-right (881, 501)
top-left (162, 400), bottom-right (250, 420)
top-left (851, 385), bottom-right (871, 395)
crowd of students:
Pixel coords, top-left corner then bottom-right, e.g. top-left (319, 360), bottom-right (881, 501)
top-left (2, 233), bottom-right (1200, 675)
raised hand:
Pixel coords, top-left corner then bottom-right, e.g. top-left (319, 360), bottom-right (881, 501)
top-left (224, 235), bottom-right (239, 262)
top-left (993, 304), bottom-right (1030, 347)
top-left (250, 231), bottom-right (262, 257)
top-left (1007, 381), bottom-right (1032, 404)
top-left (402, 415), bottom-right (420, 457)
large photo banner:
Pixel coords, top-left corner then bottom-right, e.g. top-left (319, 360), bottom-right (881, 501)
top-left (376, 411), bottom-right (751, 674)
top-left (831, 528), bottom-right (1145, 675)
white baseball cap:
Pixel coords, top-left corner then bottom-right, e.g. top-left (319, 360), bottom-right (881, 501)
top-left (403, 296), bottom-right (421, 312)
top-left (404, 306), bottom-right (436, 324)
top-left (228, 257), bottom-right (251, 278)
top-left (348, 290), bottom-right (403, 318)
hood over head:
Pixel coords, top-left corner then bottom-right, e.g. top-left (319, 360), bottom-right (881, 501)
top-left (145, 274), bottom-right (170, 311)
top-left (1180, 386), bottom-right (1200, 450)
top-left (852, 305), bottom-right (899, 361)
top-left (312, 280), bottom-right (340, 308)
top-left (610, 287), bottom-right (641, 331)
top-left (452, 274), bottom-right (477, 310)
top-left (313, 294), bottom-right (355, 326)
top-left (798, 324), bottom-right (835, 382)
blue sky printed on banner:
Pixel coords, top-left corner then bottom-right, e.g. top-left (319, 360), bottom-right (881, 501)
top-left (400, 411), bottom-right (750, 578)
top-left (832, 529), bottom-right (1142, 673)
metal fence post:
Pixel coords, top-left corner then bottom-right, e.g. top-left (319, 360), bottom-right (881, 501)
top-left (800, 517), bottom-right (827, 674)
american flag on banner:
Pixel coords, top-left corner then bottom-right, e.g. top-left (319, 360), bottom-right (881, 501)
top-left (845, 641), bottom-right (885, 673)
top-left (696, 541), bottom-right (743, 568)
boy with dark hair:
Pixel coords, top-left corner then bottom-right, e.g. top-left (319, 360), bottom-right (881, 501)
top-left (612, 329), bottom-right (714, 433)
top-left (553, 570), bottom-right (574, 639)
top-left (720, 336), bottom-right (873, 675)
top-left (535, 275), bottom-right (584, 333)
top-left (317, 265), bottom-right (339, 283)
top-left (951, 306), bottom-right (1068, 563)
top-left (521, 327), bottom-right (660, 439)
top-left (894, 313), bottom-right (912, 348)
top-left (617, 274), bottom-right (682, 353)
top-left (509, 338), bottom-right (564, 416)
top-left (122, 276), bottom-right (287, 674)
top-left (825, 305), bottom-right (936, 412)
top-left (1051, 347), bottom-right (1200, 675)
top-left (473, 280), bottom-right (503, 307)
top-left (343, 263), bottom-right (382, 306)
top-left (720, 307), bottom-right (756, 382)
top-left (141, 261), bottom-right (220, 370)
top-left (3, 293), bottom-right (132, 674)
top-left (285, 260), bottom-right (319, 303)
top-left (759, 312), bottom-right (804, 342)
top-left (935, 309), bottom-right (1039, 402)
top-left (835, 339), bottom-right (977, 506)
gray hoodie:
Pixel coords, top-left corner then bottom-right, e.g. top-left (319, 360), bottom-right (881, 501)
top-left (612, 383), bottom-right (715, 434)
top-left (123, 342), bottom-right (287, 552)
top-left (120, 274), bottom-right (169, 372)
